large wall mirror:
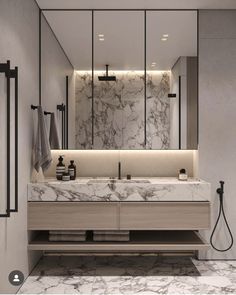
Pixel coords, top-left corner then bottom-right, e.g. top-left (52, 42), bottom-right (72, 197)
top-left (41, 10), bottom-right (198, 150)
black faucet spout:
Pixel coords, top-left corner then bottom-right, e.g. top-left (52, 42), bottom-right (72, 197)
top-left (118, 161), bottom-right (121, 180)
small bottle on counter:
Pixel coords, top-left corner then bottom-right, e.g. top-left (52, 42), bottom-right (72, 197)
top-left (68, 160), bottom-right (76, 180)
top-left (62, 172), bottom-right (70, 181)
top-left (179, 168), bottom-right (188, 181)
top-left (56, 155), bottom-right (65, 180)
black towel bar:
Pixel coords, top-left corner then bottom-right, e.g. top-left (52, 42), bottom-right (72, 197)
top-left (0, 61), bottom-right (18, 217)
top-left (10, 66), bottom-right (18, 213)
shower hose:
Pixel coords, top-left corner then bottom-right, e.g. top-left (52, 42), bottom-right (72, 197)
top-left (210, 181), bottom-right (234, 252)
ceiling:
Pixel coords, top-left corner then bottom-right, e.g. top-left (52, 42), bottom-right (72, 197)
top-left (36, 0), bottom-right (236, 9)
top-left (43, 10), bottom-right (197, 71)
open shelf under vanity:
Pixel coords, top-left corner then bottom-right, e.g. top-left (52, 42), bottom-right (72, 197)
top-left (28, 230), bottom-right (209, 253)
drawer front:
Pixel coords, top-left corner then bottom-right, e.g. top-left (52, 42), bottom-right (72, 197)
top-left (120, 202), bottom-right (210, 230)
top-left (28, 202), bottom-right (119, 230)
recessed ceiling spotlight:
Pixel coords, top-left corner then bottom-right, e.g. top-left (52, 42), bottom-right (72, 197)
top-left (161, 37), bottom-right (168, 41)
top-left (98, 34), bottom-right (104, 37)
top-left (99, 38), bottom-right (105, 41)
top-left (163, 34), bottom-right (169, 38)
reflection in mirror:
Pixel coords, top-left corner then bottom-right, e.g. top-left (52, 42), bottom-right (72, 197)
top-left (94, 11), bottom-right (144, 149)
top-left (76, 11), bottom-right (145, 149)
top-left (41, 10), bottom-right (197, 150)
top-left (41, 11), bottom-right (92, 149)
top-left (146, 11), bottom-right (198, 149)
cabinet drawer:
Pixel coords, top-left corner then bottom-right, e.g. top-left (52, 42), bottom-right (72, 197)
top-left (120, 202), bottom-right (210, 230)
top-left (28, 202), bottom-right (119, 230)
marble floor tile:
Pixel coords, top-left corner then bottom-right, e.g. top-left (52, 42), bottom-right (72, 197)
top-left (18, 256), bottom-right (236, 294)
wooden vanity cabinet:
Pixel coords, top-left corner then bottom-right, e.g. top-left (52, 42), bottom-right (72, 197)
top-left (28, 201), bottom-right (210, 230)
top-left (28, 201), bottom-right (210, 252)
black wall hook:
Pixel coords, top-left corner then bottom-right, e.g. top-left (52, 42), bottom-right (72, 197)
top-left (44, 111), bottom-right (52, 115)
top-left (57, 103), bottom-right (65, 112)
top-left (31, 104), bottom-right (38, 110)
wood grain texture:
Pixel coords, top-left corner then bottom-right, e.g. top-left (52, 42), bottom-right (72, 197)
top-left (120, 202), bottom-right (210, 230)
top-left (28, 201), bottom-right (210, 231)
top-left (28, 243), bottom-right (209, 251)
top-left (28, 202), bottom-right (119, 230)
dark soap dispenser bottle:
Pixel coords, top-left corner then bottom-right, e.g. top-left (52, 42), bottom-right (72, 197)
top-left (56, 155), bottom-right (65, 180)
top-left (68, 160), bottom-right (76, 180)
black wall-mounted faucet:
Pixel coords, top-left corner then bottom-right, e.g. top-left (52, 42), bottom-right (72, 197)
top-left (118, 161), bottom-right (121, 180)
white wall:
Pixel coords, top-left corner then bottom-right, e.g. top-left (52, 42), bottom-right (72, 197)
top-left (0, 0), bottom-right (41, 293)
top-left (0, 1), bottom-right (76, 292)
top-left (199, 10), bottom-right (236, 259)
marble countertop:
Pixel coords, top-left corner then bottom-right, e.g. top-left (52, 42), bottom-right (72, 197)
top-left (28, 177), bottom-right (211, 202)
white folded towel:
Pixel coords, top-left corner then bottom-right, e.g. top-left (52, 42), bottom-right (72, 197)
top-left (93, 230), bottom-right (129, 235)
top-left (93, 234), bottom-right (130, 242)
top-left (49, 230), bottom-right (86, 235)
top-left (49, 234), bottom-right (86, 242)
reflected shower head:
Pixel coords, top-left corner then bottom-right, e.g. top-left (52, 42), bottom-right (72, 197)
top-left (98, 65), bottom-right (116, 81)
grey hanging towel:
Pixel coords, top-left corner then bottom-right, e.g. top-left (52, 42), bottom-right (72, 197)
top-left (34, 106), bottom-right (52, 172)
top-left (49, 113), bottom-right (61, 149)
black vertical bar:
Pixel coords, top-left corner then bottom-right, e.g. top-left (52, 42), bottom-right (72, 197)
top-left (62, 105), bottom-right (64, 149)
top-left (66, 76), bottom-right (69, 148)
top-left (92, 10), bottom-right (94, 148)
top-left (63, 105), bottom-right (66, 148)
top-left (6, 60), bottom-right (11, 217)
top-left (144, 10), bottom-right (147, 147)
top-left (197, 9), bottom-right (199, 148)
top-left (57, 104), bottom-right (65, 148)
top-left (179, 76), bottom-right (181, 150)
top-left (15, 67), bottom-right (18, 212)
top-left (10, 67), bottom-right (18, 212)
top-left (0, 61), bottom-right (11, 217)
top-left (39, 9), bottom-right (42, 105)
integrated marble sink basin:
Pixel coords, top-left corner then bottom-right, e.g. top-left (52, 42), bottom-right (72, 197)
top-left (28, 177), bottom-right (210, 202)
top-left (87, 179), bottom-right (150, 184)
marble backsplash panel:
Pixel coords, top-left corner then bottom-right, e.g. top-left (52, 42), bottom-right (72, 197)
top-left (75, 72), bottom-right (93, 149)
top-left (94, 71), bottom-right (145, 149)
top-left (75, 71), bottom-right (170, 149)
top-left (146, 72), bottom-right (170, 149)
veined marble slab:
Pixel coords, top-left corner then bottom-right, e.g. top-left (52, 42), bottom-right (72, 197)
top-left (28, 178), bottom-right (211, 202)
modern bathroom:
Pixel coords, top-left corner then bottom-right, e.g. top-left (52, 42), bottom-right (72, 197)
top-left (0, 0), bottom-right (236, 294)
